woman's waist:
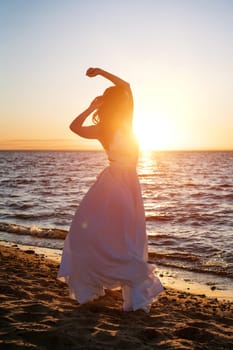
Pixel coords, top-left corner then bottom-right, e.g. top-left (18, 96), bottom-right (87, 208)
top-left (108, 158), bottom-right (137, 169)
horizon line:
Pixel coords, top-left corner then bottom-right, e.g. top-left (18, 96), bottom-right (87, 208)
top-left (0, 139), bottom-right (232, 152)
top-left (0, 148), bottom-right (233, 152)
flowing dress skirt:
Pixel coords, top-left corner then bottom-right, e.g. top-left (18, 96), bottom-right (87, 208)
top-left (58, 163), bottom-right (163, 311)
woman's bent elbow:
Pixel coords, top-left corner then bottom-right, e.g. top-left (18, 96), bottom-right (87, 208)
top-left (69, 123), bottom-right (79, 134)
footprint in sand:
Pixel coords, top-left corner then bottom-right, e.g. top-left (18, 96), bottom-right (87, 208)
top-left (174, 326), bottom-right (213, 342)
top-left (13, 303), bottom-right (51, 323)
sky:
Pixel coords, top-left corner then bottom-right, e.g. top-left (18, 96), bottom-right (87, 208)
top-left (1, 0), bottom-right (233, 150)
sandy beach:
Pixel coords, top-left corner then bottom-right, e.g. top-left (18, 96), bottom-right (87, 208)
top-left (0, 244), bottom-right (232, 350)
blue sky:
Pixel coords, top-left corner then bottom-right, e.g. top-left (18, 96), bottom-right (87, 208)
top-left (1, 0), bottom-right (233, 149)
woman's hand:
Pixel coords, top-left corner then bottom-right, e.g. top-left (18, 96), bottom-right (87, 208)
top-left (86, 67), bottom-right (130, 89)
top-left (86, 67), bottom-right (101, 77)
top-left (89, 96), bottom-right (104, 110)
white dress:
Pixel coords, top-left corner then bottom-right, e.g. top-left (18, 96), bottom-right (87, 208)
top-left (58, 129), bottom-right (163, 311)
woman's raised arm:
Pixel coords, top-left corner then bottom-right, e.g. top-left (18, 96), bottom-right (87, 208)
top-left (86, 67), bottom-right (133, 107)
top-left (86, 67), bottom-right (130, 88)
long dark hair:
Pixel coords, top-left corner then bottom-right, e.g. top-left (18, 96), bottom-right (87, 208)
top-left (93, 85), bottom-right (133, 149)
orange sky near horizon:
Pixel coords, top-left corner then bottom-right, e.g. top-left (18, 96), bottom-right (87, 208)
top-left (1, 0), bottom-right (233, 151)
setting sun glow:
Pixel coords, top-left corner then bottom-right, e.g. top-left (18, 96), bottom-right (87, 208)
top-left (133, 112), bottom-right (176, 151)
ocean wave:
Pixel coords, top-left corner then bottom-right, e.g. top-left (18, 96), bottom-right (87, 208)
top-left (1, 221), bottom-right (232, 279)
top-left (149, 252), bottom-right (233, 278)
top-left (148, 234), bottom-right (179, 246)
top-left (149, 251), bottom-right (200, 263)
top-left (146, 214), bottom-right (174, 222)
top-left (176, 212), bottom-right (231, 225)
top-left (14, 179), bottom-right (36, 185)
top-left (210, 183), bottom-right (233, 189)
top-left (146, 213), bottom-right (219, 224)
top-left (7, 202), bottom-right (34, 210)
top-left (148, 233), bottom-right (178, 241)
top-left (190, 192), bottom-right (233, 200)
top-left (0, 222), bottom-right (67, 240)
top-left (5, 213), bottom-right (54, 221)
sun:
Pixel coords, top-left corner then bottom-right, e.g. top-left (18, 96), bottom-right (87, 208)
top-left (133, 112), bottom-right (177, 151)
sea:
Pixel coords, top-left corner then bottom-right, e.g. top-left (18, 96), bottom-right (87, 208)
top-left (0, 150), bottom-right (233, 298)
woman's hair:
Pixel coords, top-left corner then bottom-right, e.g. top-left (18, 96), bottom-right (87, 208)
top-left (92, 85), bottom-right (133, 149)
top-left (93, 85), bottom-right (133, 125)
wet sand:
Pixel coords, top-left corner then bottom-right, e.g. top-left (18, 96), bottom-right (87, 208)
top-left (0, 244), bottom-right (232, 349)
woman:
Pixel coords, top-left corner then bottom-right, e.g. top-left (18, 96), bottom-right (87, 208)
top-left (58, 67), bottom-right (163, 312)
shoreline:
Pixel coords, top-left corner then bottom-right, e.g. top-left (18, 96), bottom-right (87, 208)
top-left (0, 243), bottom-right (232, 349)
top-left (1, 240), bottom-right (233, 302)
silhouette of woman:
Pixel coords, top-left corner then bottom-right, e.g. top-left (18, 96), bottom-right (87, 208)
top-left (58, 68), bottom-right (163, 312)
